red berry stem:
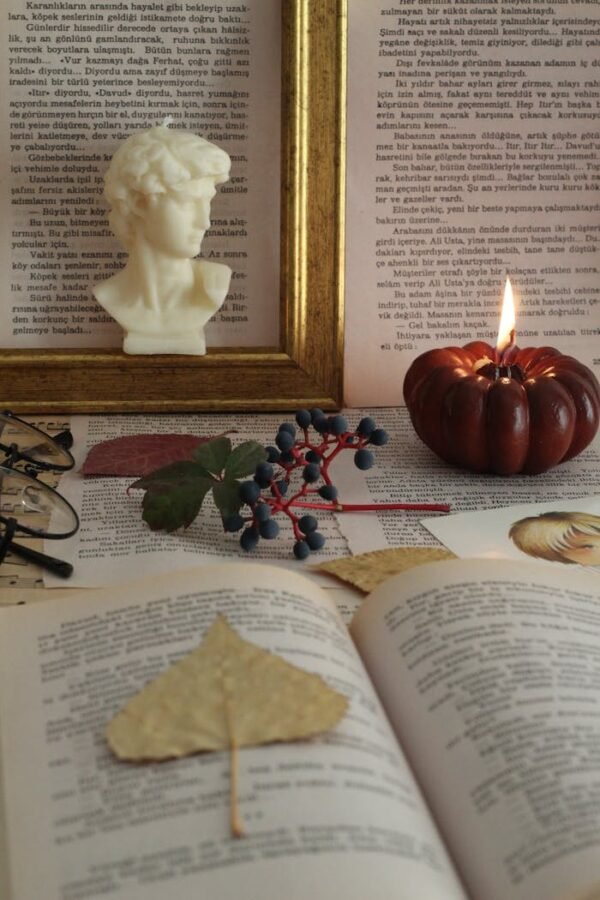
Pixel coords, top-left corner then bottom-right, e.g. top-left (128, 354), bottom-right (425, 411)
top-left (293, 500), bottom-right (450, 513)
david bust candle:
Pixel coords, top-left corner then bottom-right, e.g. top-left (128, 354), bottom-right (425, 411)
top-left (93, 123), bottom-right (232, 355)
top-left (403, 278), bottom-right (600, 475)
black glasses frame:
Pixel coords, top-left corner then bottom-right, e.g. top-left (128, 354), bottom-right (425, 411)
top-left (0, 412), bottom-right (79, 579)
top-left (0, 410), bottom-right (75, 472)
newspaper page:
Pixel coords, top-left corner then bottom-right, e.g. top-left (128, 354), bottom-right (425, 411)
top-left (41, 407), bottom-right (599, 586)
top-left (0, 415), bottom-right (69, 596)
top-left (0, 0), bottom-right (280, 349)
top-left (42, 412), bottom-right (352, 588)
top-left (345, 1), bottom-right (600, 406)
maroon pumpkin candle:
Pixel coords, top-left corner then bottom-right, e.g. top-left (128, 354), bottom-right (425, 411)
top-left (403, 278), bottom-right (600, 475)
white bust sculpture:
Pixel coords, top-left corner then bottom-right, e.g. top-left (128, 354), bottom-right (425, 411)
top-left (93, 124), bottom-right (232, 355)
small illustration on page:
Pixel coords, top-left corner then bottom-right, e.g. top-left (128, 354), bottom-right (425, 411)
top-left (421, 496), bottom-right (600, 573)
top-left (508, 511), bottom-right (600, 567)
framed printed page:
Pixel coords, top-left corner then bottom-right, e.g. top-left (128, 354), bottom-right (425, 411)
top-left (0, 0), bottom-right (345, 412)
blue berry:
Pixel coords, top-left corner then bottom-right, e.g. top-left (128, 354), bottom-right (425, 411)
top-left (293, 540), bottom-right (310, 560)
top-left (254, 461), bottom-right (274, 487)
top-left (275, 430), bottom-right (295, 451)
top-left (313, 415), bottom-right (329, 434)
top-left (302, 463), bottom-right (321, 483)
top-left (354, 448), bottom-right (375, 470)
top-left (309, 407), bottom-right (325, 423)
top-left (318, 484), bottom-right (338, 501)
top-left (265, 445), bottom-right (281, 463)
top-left (271, 479), bottom-right (289, 496)
top-left (239, 480), bottom-right (261, 504)
top-left (223, 513), bottom-right (244, 532)
top-left (280, 449), bottom-right (296, 465)
top-left (369, 428), bottom-right (389, 446)
top-left (279, 422), bottom-right (296, 437)
top-left (306, 531), bottom-right (325, 551)
top-left (305, 449), bottom-right (322, 464)
top-left (259, 518), bottom-right (280, 540)
top-left (295, 409), bottom-right (312, 429)
top-left (357, 416), bottom-right (376, 437)
top-left (240, 526), bottom-right (259, 551)
top-left (298, 514), bottom-right (318, 534)
top-left (329, 414), bottom-right (348, 435)
top-left (254, 503), bottom-right (272, 523)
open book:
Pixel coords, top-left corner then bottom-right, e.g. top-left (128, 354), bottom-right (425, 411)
top-left (1, 558), bottom-right (600, 900)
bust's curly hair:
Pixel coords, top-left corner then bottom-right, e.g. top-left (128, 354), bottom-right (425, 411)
top-left (103, 125), bottom-right (230, 247)
top-left (509, 511), bottom-right (600, 563)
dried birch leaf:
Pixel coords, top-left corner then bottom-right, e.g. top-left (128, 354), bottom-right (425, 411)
top-left (569, 887), bottom-right (600, 900)
top-left (318, 547), bottom-right (456, 594)
top-left (106, 616), bottom-right (348, 836)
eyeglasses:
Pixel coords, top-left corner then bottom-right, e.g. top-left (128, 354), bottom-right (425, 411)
top-left (0, 411), bottom-right (79, 579)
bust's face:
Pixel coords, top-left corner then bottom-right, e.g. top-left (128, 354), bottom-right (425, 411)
top-left (137, 178), bottom-right (218, 258)
top-left (561, 531), bottom-right (600, 566)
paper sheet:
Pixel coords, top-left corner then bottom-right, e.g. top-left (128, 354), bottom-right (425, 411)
top-left (332, 408), bottom-right (600, 555)
top-left (344, 1), bottom-right (600, 405)
top-left (0, 0), bottom-right (280, 350)
top-left (421, 494), bottom-right (600, 574)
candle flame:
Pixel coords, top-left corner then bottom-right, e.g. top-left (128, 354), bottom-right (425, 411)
top-left (496, 276), bottom-right (516, 357)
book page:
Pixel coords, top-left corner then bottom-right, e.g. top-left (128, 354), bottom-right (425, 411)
top-left (344, 1), bottom-right (600, 406)
top-left (0, 564), bottom-right (468, 900)
top-left (0, 0), bottom-right (280, 349)
top-left (352, 558), bottom-right (600, 900)
top-left (0, 718), bottom-right (12, 900)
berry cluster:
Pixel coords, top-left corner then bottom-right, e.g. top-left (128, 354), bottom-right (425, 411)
top-left (223, 409), bottom-right (389, 559)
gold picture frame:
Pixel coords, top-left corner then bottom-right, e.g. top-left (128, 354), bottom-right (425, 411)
top-left (2, 0), bottom-right (346, 414)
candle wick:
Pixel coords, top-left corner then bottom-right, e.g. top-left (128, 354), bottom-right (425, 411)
top-left (500, 328), bottom-right (517, 364)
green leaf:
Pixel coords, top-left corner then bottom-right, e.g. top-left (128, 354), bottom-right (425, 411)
top-left (130, 460), bottom-right (212, 491)
top-left (141, 476), bottom-right (213, 532)
top-left (192, 436), bottom-right (232, 477)
top-left (212, 477), bottom-right (243, 519)
top-left (130, 461), bottom-right (214, 532)
top-left (224, 441), bottom-right (267, 479)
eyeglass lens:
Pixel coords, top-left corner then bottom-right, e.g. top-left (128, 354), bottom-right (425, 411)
top-left (0, 468), bottom-right (78, 537)
top-left (0, 413), bottom-right (74, 470)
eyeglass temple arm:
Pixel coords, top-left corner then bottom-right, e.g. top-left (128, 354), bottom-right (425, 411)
top-left (9, 541), bottom-right (73, 579)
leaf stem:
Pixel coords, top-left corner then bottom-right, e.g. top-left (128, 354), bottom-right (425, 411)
top-left (230, 738), bottom-right (245, 839)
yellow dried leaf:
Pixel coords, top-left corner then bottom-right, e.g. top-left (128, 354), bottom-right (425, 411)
top-left (568, 888), bottom-right (600, 900)
top-left (106, 615), bottom-right (348, 835)
top-left (318, 547), bottom-right (456, 594)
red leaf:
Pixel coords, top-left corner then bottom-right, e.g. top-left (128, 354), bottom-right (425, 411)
top-left (81, 433), bottom-right (232, 477)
